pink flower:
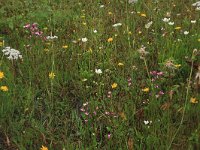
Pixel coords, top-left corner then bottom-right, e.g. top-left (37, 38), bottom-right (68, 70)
top-left (108, 133), bottom-right (111, 139)
top-left (23, 24), bottom-right (31, 28)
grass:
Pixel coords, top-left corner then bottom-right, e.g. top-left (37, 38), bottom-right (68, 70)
top-left (0, 0), bottom-right (200, 149)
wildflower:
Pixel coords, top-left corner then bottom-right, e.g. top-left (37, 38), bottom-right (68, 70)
top-left (49, 72), bottom-right (55, 79)
top-left (129, 0), bottom-right (138, 3)
top-left (0, 71), bottom-right (4, 79)
top-left (0, 86), bottom-right (8, 92)
top-left (108, 133), bottom-right (111, 139)
top-left (107, 37), bottom-right (113, 42)
top-left (40, 145), bottom-right (48, 150)
top-left (46, 35), bottom-right (58, 40)
top-left (144, 120), bottom-right (152, 125)
top-left (0, 40), bottom-right (4, 47)
top-left (82, 22), bottom-right (87, 25)
top-left (108, 12), bottom-right (112, 15)
top-left (111, 83), bottom-right (118, 89)
top-left (138, 46), bottom-right (149, 59)
top-left (191, 20), bottom-right (196, 24)
top-left (174, 64), bottom-right (181, 68)
top-left (100, 5), bottom-right (104, 8)
top-left (198, 39), bottom-right (200, 42)
top-left (95, 69), bottom-right (102, 74)
top-left (168, 22), bottom-right (174, 25)
top-left (118, 62), bottom-right (124, 66)
top-left (112, 23), bottom-right (122, 27)
top-left (162, 18), bottom-right (170, 22)
top-left (175, 26), bottom-right (181, 30)
top-left (81, 37), bottom-right (88, 42)
top-left (93, 29), bottom-right (97, 33)
top-left (192, 1), bottom-right (200, 7)
top-left (62, 45), bottom-right (68, 49)
top-left (140, 13), bottom-right (146, 17)
top-left (190, 97), bottom-right (198, 104)
top-left (2, 47), bottom-right (22, 60)
top-left (183, 31), bottom-right (189, 35)
top-left (145, 21), bottom-right (153, 29)
top-left (142, 87), bottom-right (149, 92)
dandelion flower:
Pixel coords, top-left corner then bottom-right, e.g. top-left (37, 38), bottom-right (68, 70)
top-left (62, 45), bottom-right (68, 49)
top-left (111, 83), bottom-right (118, 89)
top-left (0, 71), bottom-right (4, 79)
top-left (190, 97), bottom-right (198, 104)
top-left (118, 62), bottom-right (124, 66)
top-left (175, 26), bottom-right (181, 30)
top-left (40, 145), bottom-right (48, 150)
top-left (0, 86), bottom-right (8, 92)
top-left (107, 37), bottom-right (113, 42)
top-left (140, 13), bottom-right (146, 17)
top-left (142, 87), bottom-right (149, 92)
top-left (49, 72), bottom-right (55, 79)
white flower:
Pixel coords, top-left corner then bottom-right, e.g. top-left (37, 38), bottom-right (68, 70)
top-left (183, 31), bottom-right (189, 35)
top-left (191, 20), bottom-right (196, 24)
top-left (81, 37), bottom-right (88, 42)
top-left (196, 6), bottom-right (200, 10)
top-left (100, 5), bottom-right (104, 8)
top-left (93, 30), bottom-right (97, 33)
top-left (112, 23), bottom-right (122, 27)
top-left (162, 18), bottom-right (170, 22)
top-left (2, 47), bottom-right (22, 60)
top-left (192, 1), bottom-right (200, 7)
top-left (145, 21), bottom-right (153, 29)
top-left (46, 35), bottom-right (58, 40)
top-left (168, 22), bottom-right (174, 25)
top-left (128, 0), bottom-right (138, 3)
top-left (144, 120), bottom-right (152, 125)
top-left (95, 69), bottom-right (102, 74)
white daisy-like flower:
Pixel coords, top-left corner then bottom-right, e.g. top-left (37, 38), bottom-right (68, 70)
top-left (192, 1), bottom-right (200, 7)
top-left (183, 31), bottom-right (189, 35)
top-left (93, 29), bottom-right (97, 33)
top-left (168, 22), bottom-right (174, 25)
top-left (162, 18), bottom-right (170, 22)
top-left (46, 35), bottom-right (58, 40)
top-left (95, 69), bottom-right (102, 74)
top-left (2, 47), bottom-right (22, 60)
top-left (112, 23), bottom-right (122, 27)
top-left (100, 5), bottom-right (104, 8)
top-left (81, 37), bottom-right (88, 42)
top-left (191, 20), bottom-right (197, 24)
top-left (145, 21), bottom-right (153, 29)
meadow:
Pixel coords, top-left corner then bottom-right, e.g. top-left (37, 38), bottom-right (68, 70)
top-left (0, 0), bottom-right (200, 149)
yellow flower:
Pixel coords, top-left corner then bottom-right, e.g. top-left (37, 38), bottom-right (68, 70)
top-left (128, 31), bottom-right (132, 35)
top-left (62, 45), bottom-right (68, 49)
top-left (198, 39), bottom-right (200, 42)
top-left (108, 12), bottom-right (112, 15)
top-left (0, 71), bottom-right (4, 79)
top-left (49, 72), bottom-right (55, 79)
top-left (175, 26), bottom-right (181, 30)
top-left (0, 86), bottom-right (8, 92)
top-left (118, 62), bottom-right (124, 66)
top-left (140, 13), bottom-right (146, 17)
top-left (0, 41), bottom-right (4, 47)
top-left (190, 97), bottom-right (198, 104)
top-left (142, 87), bottom-right (149, 92)
top-left (174, 64), bottom-right (181, 68)
top-left (40, 145), bottom-right (48, 150)
top-left (107, 38), bottom-right (113, 42)
top-left (82, 22), bottom-right (87, 25)
top-left (111, 83), bottom-right (118, 89)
